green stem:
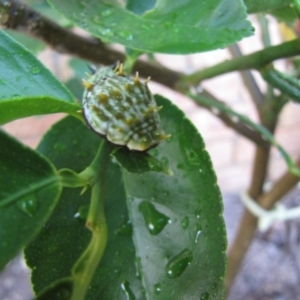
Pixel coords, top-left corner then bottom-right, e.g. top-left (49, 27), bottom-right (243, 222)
top-left (188, 92), bottom-right (300, 177)
top-left (71, 140), bottom-right (114, 300)
top-left (181, 38), bottom-right (300, 85)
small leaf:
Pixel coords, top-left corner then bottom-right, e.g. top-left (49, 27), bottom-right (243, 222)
top-left (0, 30), bottom-right (80, 125)
top-left (0, 130), bottom-right (61, 270)
top-left (261, 65), bottom-right (300, 103)
top-left (111, 147), bottom-right (173, 175)
top-left (48, 0), bottom-right (253, 54)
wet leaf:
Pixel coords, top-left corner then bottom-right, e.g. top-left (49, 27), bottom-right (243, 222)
top-left (24, 117), bottom-right (145, 299)
top-left (25, 95), bottom-right (226, 299)
top-left (0, 130), bottom-right (61, 270)
top-left (48, 0), bottom-right (253, 54)
top-left (111, 147), bottom-right (173, 175)
top-left (0, 30), bottom-right (80, 125)
top-left (122, 95), bottom-right (227, 299)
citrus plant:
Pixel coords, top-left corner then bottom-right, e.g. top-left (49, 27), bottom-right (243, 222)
top-left (0, 0), bottom-right (299, 299)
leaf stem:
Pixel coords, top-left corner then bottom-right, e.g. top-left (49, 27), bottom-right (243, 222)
top-left (71, 140), bottom-right (114, 300)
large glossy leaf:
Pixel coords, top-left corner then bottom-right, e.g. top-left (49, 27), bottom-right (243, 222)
top-left (24, 117), bottom-right (145, 299)
top-left (123, 95), bottom-right (227, 299)
top-left (25, 95), bottom-right (226, 299)
top-left (48, 0), bottom-right (253, 54)
top-left (0, 130), bottom-right (61, 270)
top-left (0, 30), bottom-right (80, 125)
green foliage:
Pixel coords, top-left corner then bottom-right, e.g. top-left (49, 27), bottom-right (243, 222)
top-left (3, 0), bottom-right (298, 299)
top-left (0, 130), bottom-right (61, 270)
top-left (0, 30), bottom-right (80, 125)
top-left (48, 0), bottom-right (253, 54)
top-left (25, 95), bottom-right (226, 299)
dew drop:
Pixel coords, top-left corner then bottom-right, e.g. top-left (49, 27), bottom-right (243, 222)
top-left (101, 9), bottom-right (112, 17)
top-left (195, 224), bottom-right (202, 243)
top-left (195, 207), bottom-right (202, 219)
top-left (121, 281), bottom-right (136, 300)
top-left (154, 283), bottom-right (162, 294)
top-left (182, 216), bottom-right (189, 229)
top-left (31, 66), bottom-right (41, 74)
top-left (116, 219), bottom-right (132, 237)
top-left (74, 204), bottom-right (89, 220)
top-left (54, 142), bottom-right (66, 152)
top-left (135, 257), bottom-right (142, 279)
top-left (139, 201), bottom-right (170, 235)
top-left (200, 291), bottom-right (209, 300)
top-left (161, 156), bottom-right (169, 164)
top-left (17, 194), bottom-right (37, 217)
top-left (166, 248), bottom-right (193, 278)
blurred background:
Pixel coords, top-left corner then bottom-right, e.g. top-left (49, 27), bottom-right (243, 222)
top-left (1, 13), bottom-right (300, 300)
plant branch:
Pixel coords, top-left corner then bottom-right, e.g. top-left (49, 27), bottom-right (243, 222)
top-left (181, 38), bottom-right (300, 85)
top-left (0, 0), bottom-right (180, 89)
top-left (228, 43), bottom-right (264, 109)
top-left (226, 156), bottom-right (300, 295)
top-left (190, 91), bottom-right (268, 147)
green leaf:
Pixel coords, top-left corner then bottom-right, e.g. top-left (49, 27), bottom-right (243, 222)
top-left (244, 0), bottom-right (291, 13)
top-left (25, 95), bottom-right (226, 299)
top-left (270, 6), bottom-right (298, 26)
top-left (111, 147), bottom-right (173, 176)
top-left (48, 0), bottom-right (253, 54)
top-left (261, 66), bottom-right (300, 103)
top-left (0, 30), bottom-right (80, 125)
top-left (0, 130), bottom-right (61, 270)
top-left (24, 117), bottom-right (145, 299)
top-left (35, 278), bottom-right (73, 300)
top-left (122, 95), bottom-right (226, 299)
top-left (4, 30), bottom-right (45, 54)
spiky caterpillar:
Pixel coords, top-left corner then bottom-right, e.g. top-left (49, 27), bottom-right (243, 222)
top-left (82, 64), bottom-right (170, 151)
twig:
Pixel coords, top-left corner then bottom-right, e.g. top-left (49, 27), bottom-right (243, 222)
top-left (228, 43), bottom-right (264, 109)
top-left (182, 38), bottom-right (300, 84)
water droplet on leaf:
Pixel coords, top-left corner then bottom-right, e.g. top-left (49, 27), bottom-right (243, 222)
top-left (182, 216), bottom-right (189, 229)
top-left (195, 207), bottom-right (202, 219)
top-left (17, 194), bottom-right (37, 217)
top-left (135, 257), bottom-right (142, 279)
top-left (121, 281), bottom-right (135, 300)
top-left (74, 204), bottom-right (89, 220)
top-left (101, 9), bottom-right (112, 17)
top-left (139, 201), bottom-right (170, 235)
top-left (0, 79), bottom-right (6, 85)
top-left (31, 66), bottom-right (40, 74)
top-left (154, 283), bottom-right (162, 294)
top-left (200, 291), bottom-right (209, 299)
top-left (195, 224), bottom-right (202, 243)
top-left (116, 219), bottom-right (132, 236)
top-left (166, 248), bottom-right (193, 278)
